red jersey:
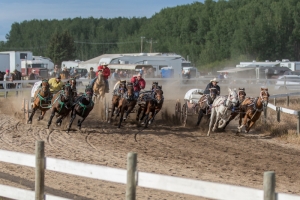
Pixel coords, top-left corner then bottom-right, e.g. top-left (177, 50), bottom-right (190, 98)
top-left (96, 66), bottom-right (111, 79)
top-left (130, 76), bottom-right (146, 92)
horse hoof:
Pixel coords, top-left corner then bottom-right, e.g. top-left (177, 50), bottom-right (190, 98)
top-left (27, 121), bottom-right (32, 124)
top-left (148, 121), bottom-right (152, 125)
top-left (108, 120), bottom-right (111, 124)
top-left (207, 133), bottom-right (210, 136)
top-left (78, 126), bottom-right (81, 130)
top-left (47, 126), bottom-right (50, 129)
top-left (141, 122), bottom-right (145, 125)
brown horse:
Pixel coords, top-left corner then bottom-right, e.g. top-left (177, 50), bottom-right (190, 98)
top-left (27, 80), bottom-right (51, 124)
top-left (139, 86), bottom-right (164, 128)
top-left (47, 84), bottom-right (73, 129)
top-left (222, 88), bottom-right (247, 130)
top-left (237, 87), bottom-right (270, 133)
top-left (196, 88), bottom-right (218, 126)
top-left (67, 86), bottom-right (94, 132)
top-left (117, 83), bottom-right (136, 128)
top-left (69, 78), bottom-right (77, 99)
top-left (92, 71), bottom-right (106, 102)
top-left (108, 81), bottom-right (127, 123)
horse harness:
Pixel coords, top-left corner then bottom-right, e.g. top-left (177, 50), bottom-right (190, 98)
top-left (51, 90), bottom-right (73, 113)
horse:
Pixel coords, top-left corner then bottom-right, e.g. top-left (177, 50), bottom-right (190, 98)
top-left (92, 70), bottom-right (106, 102)
top-left (47, 84), bottom-right (73, 129)
top-left (108, 81), bottom-right (127, 123)
top-left (138, 86), bottom-right (164, 128)
top-left (116, 83), bottom-right (137, 128)
top-left (196, 88), bottom-right (218, 126)
top-left (237, 87), bottom-right (269, 133)
top-left (222, 88), bottom-right (247, 130)
top-left (67, 86), bottom-right (94, 132)
top-left (27, 80), bottom-right (51, 124)
top-left (69, 78), bottom-right (78, 99)
top-left (207, 88), bottom-right (239, 136)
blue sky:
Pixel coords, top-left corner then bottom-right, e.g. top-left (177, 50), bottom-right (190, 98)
top-left (0, 0), bottom-right (204, 41)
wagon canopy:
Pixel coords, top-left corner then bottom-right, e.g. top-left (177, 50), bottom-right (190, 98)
top-left (184, 88), bottom-right (204, 102)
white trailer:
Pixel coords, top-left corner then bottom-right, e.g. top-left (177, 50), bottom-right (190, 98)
top-left (0, 51), bottom-right (33, 72)
top-left (33, 56), bottom-right (54, 70)
top-left (61, 60), bottom-right (82, 69)
top-left (98, 53), bottom-right (193, 78)
top-left (0, 53), bottom-right (10, 72)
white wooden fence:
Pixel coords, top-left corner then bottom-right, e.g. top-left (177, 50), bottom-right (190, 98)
top-left (0, 141), bottom-right (300, 200)
top-left (265, 92), bottom-right (300, 135)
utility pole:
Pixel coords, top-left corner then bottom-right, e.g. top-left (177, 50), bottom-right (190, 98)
top-left (147, 38), bottom-right (157, 53)
top-left (140, 36), bottom-right (145, 53)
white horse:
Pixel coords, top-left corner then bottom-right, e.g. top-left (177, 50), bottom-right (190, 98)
top-left (207, 88), bottom-right (239, 136)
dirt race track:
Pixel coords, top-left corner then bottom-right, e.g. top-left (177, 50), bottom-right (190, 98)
top-left (0, 87), bottom-right (300, 199)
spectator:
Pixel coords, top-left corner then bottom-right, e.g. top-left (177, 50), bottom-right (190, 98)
top-left (3, 69), bottom-right (13, 95)
top-left (52, 65), bottom-right (61, 77)
top-left (11, 69), bottom-right (22, 96)
top-left (223, 72), bottom-right (228, 79)
top-left (218, 73), bottom-right (224, 81)
top-left (62, 67), bottom-right (70, 79)
top-left (88, 67), bottom-right (96, 79)
top-left (113, 69), bottom-right (120, 80)
top-left (72, 69), bottom-right (79, 79)
top-left (29, 70), bottom-right (38, 86)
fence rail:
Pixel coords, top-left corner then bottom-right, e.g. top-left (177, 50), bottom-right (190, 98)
top-left (266, 93), bottom-right (300, 135)
top-left (0, 142), bottom-right (300, 200)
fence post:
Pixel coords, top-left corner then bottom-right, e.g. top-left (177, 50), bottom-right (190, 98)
top-left (264, 171), bottom-right (275, 200)
top-left (126, 152), bottom-right (137, 200)
top-left (273, 97), bottom-right (276, 106)
top-left (276, 107), bottom-right (280, 123)
top-left (286, 95), bottom-right (289, 107)
top-left (35, 141), bottom-right (45, 200)
top-left (263, 105), bottom-right (267, 123)
top-left (297, 111), bottom-right (300, 137)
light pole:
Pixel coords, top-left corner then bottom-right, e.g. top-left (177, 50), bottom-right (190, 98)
top-left (140, 36), bottom-right (145, 53)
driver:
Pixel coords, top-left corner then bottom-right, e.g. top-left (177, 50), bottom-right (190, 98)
top-left (48, 74), bottom-right (64, 94)
top-left (204, 78), bottom-right (220, 95)
top-left (130, 73), bottom-right (146, 99)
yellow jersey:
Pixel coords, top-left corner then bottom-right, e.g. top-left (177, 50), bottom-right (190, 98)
top-left (48, 78), bottom-right (64, 92)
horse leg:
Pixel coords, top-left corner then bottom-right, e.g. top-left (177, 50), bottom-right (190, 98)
top-left (223, 113), bottom-right (237, 130)
top-left (196, 109), bottom-right (204, 126)
top-left (47, 109), bottom-right (55, 129)
top-left (212, 111), bottom-right (220, 132)
top-left (28, 106), bottom-right (38, 124)
top-left (207, 109), bottom-right (216, 136)
top-left (38, 109), bottom-right (47, 121)
top-left (77, 117), bottom-right (86, 130)
top-left (136, 106), bottom-right (142, 121)
top-left (67, 111), bottom-right (76, 133)
top-left (118, 108), bottom-right (125, 128)
top-left (238, 114), bottom-right (248, 133)
top-left (56, 116), bottom-right (63, 126)
top-left (245, 120), bottom-right (255, 133)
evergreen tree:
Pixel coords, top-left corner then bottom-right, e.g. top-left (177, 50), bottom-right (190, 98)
top-left (47, 30), bottom-right (76, 65)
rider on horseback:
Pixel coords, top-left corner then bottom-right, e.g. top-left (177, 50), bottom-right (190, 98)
top-left (130, 73), bottom-right (146, 100)
top-left (89, 63), bottom-right (111, 92)
top-left (232, 88), bottom-right (247, 112)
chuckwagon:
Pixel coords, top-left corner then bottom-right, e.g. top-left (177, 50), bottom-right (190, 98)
top-left (175, 88), bottom-right (205, 127)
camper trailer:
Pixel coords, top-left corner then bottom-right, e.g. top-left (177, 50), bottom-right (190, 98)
top-left (95, 53), bottom-right (193, 78)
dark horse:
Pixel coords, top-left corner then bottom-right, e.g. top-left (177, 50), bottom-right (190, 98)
top-left (108, 80), bottom-right (127, 123)
top-left (27, 80), bottom-right (51, 124)
top-left (222, 88), bottom-right (247, 130)
top-left (67, 86), bottom-right (94, 132)
top-left (237, 87), bottom-right (269, 133)
top-left (116, 83), bottom-right (136, 128)
top-left (47, 84), bottom-right (73, 129)
top-left (140, 86), bottom-right (164, 128)
top-left (196, 88), bottom-right (218, 126)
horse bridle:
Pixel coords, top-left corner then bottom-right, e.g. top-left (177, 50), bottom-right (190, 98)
top-left (225, 91), bottom-right (238, 108)
top-left (259, 91), bottom-right (269, 106)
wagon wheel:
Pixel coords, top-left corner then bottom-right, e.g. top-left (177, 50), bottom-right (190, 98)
top-left (175, 100), bottom-right (181, 121)
top-left (181, 102), bottom-right (188, 127)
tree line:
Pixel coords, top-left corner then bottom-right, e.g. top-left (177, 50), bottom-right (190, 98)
top-left (1, 0), bottom-right (300, 70)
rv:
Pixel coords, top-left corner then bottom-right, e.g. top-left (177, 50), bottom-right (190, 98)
top-left (62, 60), bottom-right (83, 69)
top-left (33, 56), bottom-right (54, 70)
top-left (0, 51), bottom-right (50, 79)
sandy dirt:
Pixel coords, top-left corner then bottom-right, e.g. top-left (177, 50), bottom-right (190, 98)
top-left (0, 83), bottom-right (299, 200)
